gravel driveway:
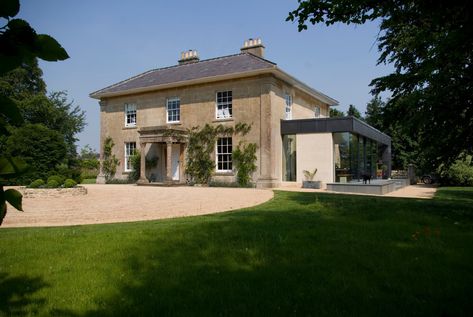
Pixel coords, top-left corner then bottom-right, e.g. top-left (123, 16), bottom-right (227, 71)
top-left (1, 185), bottom-right (274, 228)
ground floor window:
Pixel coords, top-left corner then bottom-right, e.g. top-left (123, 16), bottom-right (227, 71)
top-left (282, 134), bottom-right (297, 181)
top-left (216, 137), bottom-right (232, 172)
top-left (124, 142), bottom-right (136, 172)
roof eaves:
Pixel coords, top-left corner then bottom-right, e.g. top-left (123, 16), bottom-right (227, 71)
top-left (271, 67), bottom-right (339, 106)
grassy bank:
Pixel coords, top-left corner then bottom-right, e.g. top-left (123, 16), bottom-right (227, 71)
top-left (1, 187), bottom-right (472, 316)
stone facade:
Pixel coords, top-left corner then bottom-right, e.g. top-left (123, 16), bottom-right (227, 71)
top-left (97, 74), bottom-right (330, 188)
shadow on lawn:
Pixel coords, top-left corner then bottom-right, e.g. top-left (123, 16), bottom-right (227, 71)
top-left (81, 192), bottom-right (473, 316)
top-left (0, 273), bottom-right (49, 316)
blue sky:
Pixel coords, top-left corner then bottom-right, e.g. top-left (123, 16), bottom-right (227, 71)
top-left (19, 0), bottom-right (392, 151)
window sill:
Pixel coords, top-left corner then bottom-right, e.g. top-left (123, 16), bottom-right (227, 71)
top-left (123, 125), bottom-right (137, 130)
top-left (213, 118), bottom-right (234, 123)
top-left (215, 172), bottom-right (234, 176)
top-left (166, 122), bottom-right (182, 126)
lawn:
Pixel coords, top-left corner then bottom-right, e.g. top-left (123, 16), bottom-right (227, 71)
top-left (1, 187), bottom-right (472, 316)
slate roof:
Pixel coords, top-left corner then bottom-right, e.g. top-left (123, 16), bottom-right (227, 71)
top-left (90, 53), bottom-right (276, 97)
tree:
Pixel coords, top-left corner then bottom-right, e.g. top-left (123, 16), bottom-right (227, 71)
top-left (347, 104), bottom-right (362, 119)
top-left (79, 145), bottom-right (99, 170)
top-left (329, 108), bottom-right (344, 117)
top-left (5, 124), bottom-right (67, 184)
top-left (0, 0), bottom-right (69, 224)
top-left (0, 58), bottom-right (46, 99)
top-left (287, 0), bottom-right (473, 170)
top-left (364, 95), bottom-right (385, 130)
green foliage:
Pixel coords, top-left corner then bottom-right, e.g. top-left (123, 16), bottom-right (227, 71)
top-left (287, 0), bottom-right (473, 171)
top-left (5, 124), bottom-right (67, 184)
top-left (232, 142), bottom-right (257, 187)
top-left (186, 123), bottom-right (254, 184)
top-left (364, 95), bottom-right (385, 130)
top-left (79, 145), bottom-right (99, 170)
top-left (0, 0), bottom-right (69, 221)
top-left (46, 179), bottom-right (60, 188)
top-left (102, 137), bottom-right (119, 181)
top-left (329, 108), bottom-right (344, 117)
top-left (81, 178), bottom-right (96, 184)
top-left (47, 175), bottom-right (65, 186)
top-left (347, 104), bottom-right (362, 119)
top-left (186, 124), bottom-right (223, 184)
top-left (303, 168), bottom-right (318, 181)
top-left (440, 155), bottom-right (473, 186)
top-left (127, 151), bottom-right (141, 183)
top-left (54, 162), bottom-right (82, 184)
top-left (28, 179), bottom-right (44, 188)
top-left (63, 178), bottom-right (77, 188)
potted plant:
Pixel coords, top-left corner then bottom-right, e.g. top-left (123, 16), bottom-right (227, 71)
top-left (302, 168), bottom-right (322, 189)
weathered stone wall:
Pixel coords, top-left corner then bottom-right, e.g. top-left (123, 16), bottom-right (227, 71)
top-left (98, 74), bottom-right (333, 187)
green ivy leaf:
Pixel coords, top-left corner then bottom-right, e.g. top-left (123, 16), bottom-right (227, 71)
top-left (0, 156), bottom-right (29, 177)
top-left (0, 95), bottom-right (23, 125)
top-left (35, 34), bottom-right (69, 61)
top-left (0, 0), bottom-right (20, 19)
top-left (5, 188), bottom-right (22, 211)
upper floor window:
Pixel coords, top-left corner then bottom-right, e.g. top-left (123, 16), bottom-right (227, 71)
top-left (167, 97), bottom-right (180, 123)
top-left (125, 103), bottom-right (136, 127)
top-left (124, 142), bottom-right (136, 172)
top-left (216, 137), bottom-right (232, 172)
top-left (285, 94), bottom-right (292, 120)
top-left (314, 106), bottom-right (321, 118)
top-left (216, 91), bottom-right (232, 119)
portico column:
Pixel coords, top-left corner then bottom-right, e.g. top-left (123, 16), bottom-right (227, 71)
top-left (138, 142), bottom-right (147, 183)
top-left (166, 141), bottom-right (172, 183)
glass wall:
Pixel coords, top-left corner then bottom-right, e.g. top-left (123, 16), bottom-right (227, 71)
top-left (333, 132), bottom-right (381, 182)
top-left (282, 134), bottom-right (297, 181)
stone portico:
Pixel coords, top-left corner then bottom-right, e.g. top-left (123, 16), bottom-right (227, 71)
top-left (137, 126), bottom-right (188, 185)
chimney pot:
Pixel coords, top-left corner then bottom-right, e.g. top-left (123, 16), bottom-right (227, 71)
top-left (178, 49), bottom-right (200, 65)
top-left (240, 37), bottom-right (265, 58)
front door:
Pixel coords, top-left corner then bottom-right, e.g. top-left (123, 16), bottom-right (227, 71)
top-left (171, 144), bottom-right (180, 181)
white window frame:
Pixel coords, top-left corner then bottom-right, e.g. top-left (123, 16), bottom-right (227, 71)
top-left (285, 94), bottom-right (292, 120)
top-left (216, 137), bottom-right (232, 172)
top-left (216, 91), bottom-right (232, 119)
top-left (124, 142), bottom-right (136, 172)
top-left (124, 103), bottom-right (137, 127)
top-left (314, 106), bottom-right (321, 118)
top-left (166, 97), bottom-right (180, 123)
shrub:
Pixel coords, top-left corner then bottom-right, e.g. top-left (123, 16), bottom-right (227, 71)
top-left (441, 155), bottom-right (473, 186)
top-left (47, 179), bottom-right (60, 188)
top-left (80, 169), bottom-right (98, 180)
top-left (47, 175), bottom-right (65, 185)
top-left (64, 179), bottom-right (77, 188)
top-left (29, 179), bottom-right (45, 188)
top-left (55, 163), bottom-right (82, 184)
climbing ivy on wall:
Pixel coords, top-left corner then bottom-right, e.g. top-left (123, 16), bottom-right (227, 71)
top-left (185, 122), bottom-right (256, 185)
top-left (102, 137), bottom-right (120, 181)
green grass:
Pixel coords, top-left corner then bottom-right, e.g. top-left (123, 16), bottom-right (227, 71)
top-left (1, 187), bottom-right (473, 316)
top-left (80, 178), bottom-right (96, 184)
